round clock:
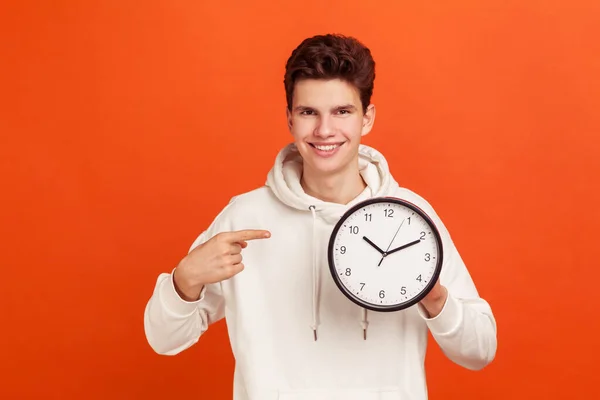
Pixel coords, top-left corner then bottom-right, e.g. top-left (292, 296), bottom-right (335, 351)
top-left (328, 197), bottom-right (444, 312)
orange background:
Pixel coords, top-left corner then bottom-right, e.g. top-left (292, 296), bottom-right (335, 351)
top-left (1, 1), bottom-right (599, 399)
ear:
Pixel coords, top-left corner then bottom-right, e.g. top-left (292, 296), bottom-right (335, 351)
top-left (286, 107), bottom-right (293, 132)
top-left (361, 104), bottom-right (376, 137)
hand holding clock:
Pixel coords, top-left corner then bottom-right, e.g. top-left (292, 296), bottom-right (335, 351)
top-left (419, 280), bottom-right (447, 318)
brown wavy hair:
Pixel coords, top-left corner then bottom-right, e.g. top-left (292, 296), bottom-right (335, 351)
top-left (284, 34), bottom-right (376, 113)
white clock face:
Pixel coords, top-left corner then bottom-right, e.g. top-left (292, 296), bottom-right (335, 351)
top-left (328, 198), bottom-right (443, 312)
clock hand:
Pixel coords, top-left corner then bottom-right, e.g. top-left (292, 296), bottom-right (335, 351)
top-left (377, 218), bottom-right (406, 266)
top-left (385, 218), bottom-right (406, 252)
top-left (386, 239), bottom-right (421, 256)
top-left (362, 236), bottom-right (385, 255)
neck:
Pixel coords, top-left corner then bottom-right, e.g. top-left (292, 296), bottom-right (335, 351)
top-left (301, 163), bottom-right (367, 205)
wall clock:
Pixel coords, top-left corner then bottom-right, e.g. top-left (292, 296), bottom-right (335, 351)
top-left (328, 197), bottom-right (443, 312)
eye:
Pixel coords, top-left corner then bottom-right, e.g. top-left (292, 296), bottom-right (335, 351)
top-left (337, 109), bottom-right (351, 115)
top-left (300, 110), bottom-right (315, 115)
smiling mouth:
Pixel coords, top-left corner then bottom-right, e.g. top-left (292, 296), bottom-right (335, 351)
top-left (309, 143), bottom-right (344, 151)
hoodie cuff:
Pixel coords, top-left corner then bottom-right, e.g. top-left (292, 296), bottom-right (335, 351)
top-left (417, 291), bottom-right (463, 336)
top-left (158, 269), bottom-right (206, 317)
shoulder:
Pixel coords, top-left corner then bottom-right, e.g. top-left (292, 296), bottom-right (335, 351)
top-left (392, 187), bottom-right (438, 215)
top-left (210, 186), bottom-right (279, 226)
top-left (188, 186), bottom-right (276, 252)
top-left (391, 186), bottom-right (452, 238)
top-left (230, 186), bottom-right (277, 209)
top-left (219, 186), bottom-right (280, 219)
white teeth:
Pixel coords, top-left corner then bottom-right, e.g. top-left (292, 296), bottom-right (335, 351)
top-left (314, 144), bottom-right (339, 151)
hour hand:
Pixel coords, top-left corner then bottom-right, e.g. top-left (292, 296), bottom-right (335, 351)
top-left (362, 236), bottom-right (385, 254)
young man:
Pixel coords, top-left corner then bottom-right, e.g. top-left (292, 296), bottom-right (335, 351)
top-left (144, 34), bottom-right (497, 400)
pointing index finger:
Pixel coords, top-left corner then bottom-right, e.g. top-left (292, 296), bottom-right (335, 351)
top-left (228, 229), bottom-right (271, 242)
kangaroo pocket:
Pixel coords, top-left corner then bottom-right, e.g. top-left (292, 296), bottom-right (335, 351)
top-left (277, 387), bottom-right (406, 400)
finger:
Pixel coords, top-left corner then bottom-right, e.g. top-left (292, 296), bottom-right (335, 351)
top-left (227, 253), bottom-right (242, 265)
top-left (228, 242), bottom-right (244, 255)
top-left (224, 262), bottom-right (244, 278)
top-left (226, 229), bottom-right (271, 242)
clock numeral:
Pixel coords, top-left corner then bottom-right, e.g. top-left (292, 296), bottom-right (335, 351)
top-left (424, 253), bottom-right (430, 261)
top-left (384, 208), bottom-right (394, 218)
top-left (407, 216), bottom-right (411, 225)
top-left (400, 286), bottom-right (407, 295)
top-left (349, 226), bottom-right (359, 234)
top-left (340, 246), bottom-right (347, 254)
top-left (365, 213), bottom-right (372, 222)
top-left (360, 282), bottom-right (365, 291)
top-left (345, 268), bottom-right (351, 276)
top-left (420, 231), bottom-right (426, 240)
top-left (379, 290), bottom-right (385, 298)
top-left (416, 274), bottom-right (422, 282)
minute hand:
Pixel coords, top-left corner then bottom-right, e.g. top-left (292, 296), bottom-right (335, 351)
top-left (386, 239), bottom-right (421, 256)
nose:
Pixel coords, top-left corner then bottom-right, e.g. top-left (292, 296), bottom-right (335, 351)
top-left (314, 115), bottom-right (335, 138)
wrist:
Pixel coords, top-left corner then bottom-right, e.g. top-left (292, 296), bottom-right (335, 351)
top-left (420, 285), bottom-right (448, 318)
top-left (173, 264), bottom-right (203, 302)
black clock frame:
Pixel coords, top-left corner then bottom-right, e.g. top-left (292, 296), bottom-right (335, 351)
top-left (327, 196), bottom-right (444, 312)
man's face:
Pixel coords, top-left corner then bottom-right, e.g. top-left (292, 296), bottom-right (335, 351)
top-left (286, 78), bottom-right (375, 177)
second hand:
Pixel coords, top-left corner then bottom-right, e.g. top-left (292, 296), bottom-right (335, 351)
top-left (378, 217), bottom-right (406, 266)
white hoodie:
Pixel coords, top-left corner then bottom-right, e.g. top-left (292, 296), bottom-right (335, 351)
top-left (144, 143), bottom-right (497, 400)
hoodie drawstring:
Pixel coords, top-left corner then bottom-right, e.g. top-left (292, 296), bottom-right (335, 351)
top-left (308, 205), bottom-right (370, 341)
top-left (308, 205), bottom-right (319, 341)
top-left (361, 308), bottom-right (369, 340)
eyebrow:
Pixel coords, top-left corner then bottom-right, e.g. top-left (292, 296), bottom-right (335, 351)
top-left (294, 104), bottom-right (357, 112)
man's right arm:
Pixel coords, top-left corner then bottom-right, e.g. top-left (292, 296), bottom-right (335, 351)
top-left (143, 267), bottom-right (225, 355)
top-left (143, 217), bottom-right (271, 356)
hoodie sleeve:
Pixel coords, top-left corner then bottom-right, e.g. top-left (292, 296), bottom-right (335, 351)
top-left (143, 198), bottom-right (238, 355)
top-left (405, 192), bottom-right (498, 370)
top-left (416, 239), bottom-right (497, 370)
top-left (143, 266), bottom-right (225, 355)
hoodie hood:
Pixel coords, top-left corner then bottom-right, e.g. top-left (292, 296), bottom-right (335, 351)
top-left (266, 142), bottom-right (400, 222)
top-left (265, 142), bottom-right (400, 341)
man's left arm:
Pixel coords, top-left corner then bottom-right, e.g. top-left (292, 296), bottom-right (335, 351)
top-left (418, 236), bottom-right (497, 371)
